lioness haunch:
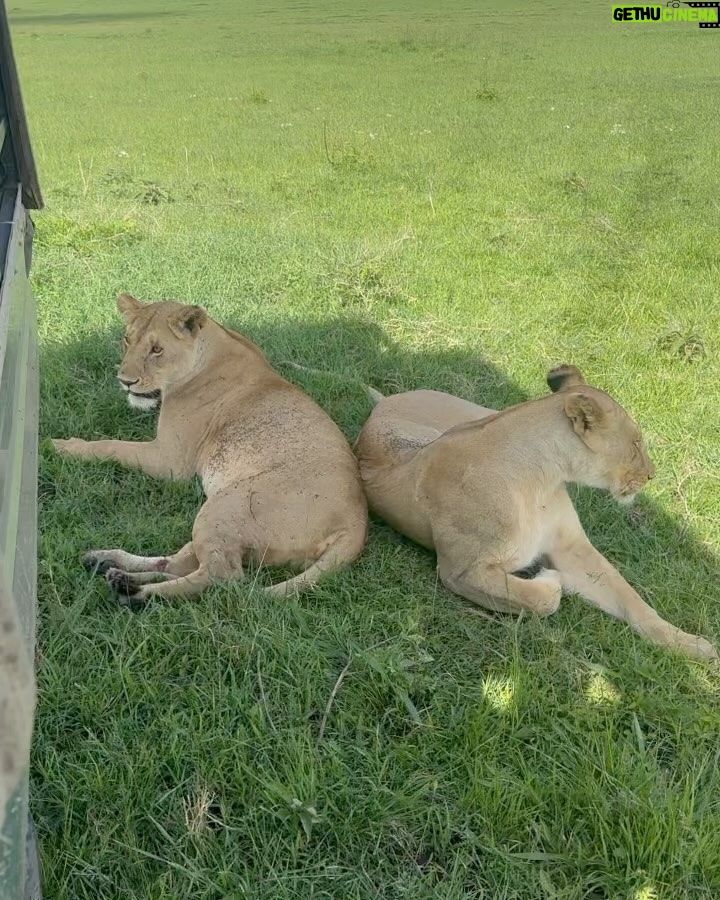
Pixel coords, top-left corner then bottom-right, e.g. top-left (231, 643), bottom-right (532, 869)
top-left (53, 293), bottom-right (368, 603)
top-left (355, 365), bottom-right (716, 660)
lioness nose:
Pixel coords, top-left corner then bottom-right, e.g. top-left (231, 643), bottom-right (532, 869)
top-left (118, 376), bottom-right (139, 388)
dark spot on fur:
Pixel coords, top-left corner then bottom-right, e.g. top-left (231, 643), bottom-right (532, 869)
top-left (513, 557), bottom-right (546, 579)
top-left (385, 431), bottom-right (431, 452)
top-left (156, 559), bottom-right (168, 571)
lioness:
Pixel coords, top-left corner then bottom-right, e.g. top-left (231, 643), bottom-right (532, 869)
top-left (354, 365), bottom-right (716, 660)
top-left (53, 293), bottom-right (368, 603)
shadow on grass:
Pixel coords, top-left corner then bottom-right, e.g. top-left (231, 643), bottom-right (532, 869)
top-left (37, 311), bottom-right (720, 898)
top-left (10, 11), bottom-right (182, 27)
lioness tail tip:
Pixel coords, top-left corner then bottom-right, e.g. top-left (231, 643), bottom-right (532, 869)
top-left (366, 386), bottom-right (384, 405)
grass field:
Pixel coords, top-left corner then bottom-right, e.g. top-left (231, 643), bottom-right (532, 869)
top-left (12, 0), bottom-right (720, 896)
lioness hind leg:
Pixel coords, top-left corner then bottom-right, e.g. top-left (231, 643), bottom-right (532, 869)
top-left (110, 570), bottom-right (174, 585)
top-left (105, 568), bottom-right (174, 594)
top-left (266, 527), bottom-right (366, 597)
top-left (84, 542), bottom-right (198, 577)
top-left (110, 564), bottom-right (214, 606)
top-left (438, 559), bottom-right (562, 617)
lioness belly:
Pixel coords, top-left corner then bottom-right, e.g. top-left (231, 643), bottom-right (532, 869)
top-left (360, 458), bottom-right (436, 550)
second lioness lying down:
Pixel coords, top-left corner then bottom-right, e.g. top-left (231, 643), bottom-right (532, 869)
top-left (354, 364), bottom-right (716, 660)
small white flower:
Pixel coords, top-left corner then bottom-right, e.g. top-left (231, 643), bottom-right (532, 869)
top-left (117, 151), bottom-right (128, 158)
top-left (368, 132), bottom-right (376, 139)
top-left (611, 123), bottom-right (626, 134)
top-left (280, 122), bottom-right (293, 128)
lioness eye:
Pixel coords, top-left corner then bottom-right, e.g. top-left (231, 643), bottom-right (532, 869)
top-left (151, 345), bottom-right (163, 355)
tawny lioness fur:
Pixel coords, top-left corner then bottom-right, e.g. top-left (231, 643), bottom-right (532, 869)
top-left (354, 365), bottom-right (716, 660)
top-left (53, 293), bottom-right (368, 604)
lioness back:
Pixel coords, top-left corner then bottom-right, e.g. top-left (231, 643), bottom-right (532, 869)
top-left (355, 389), bottom-right (495, 468)
top-left (201, 377), bottom-right (366, 536)
top-left (355, 390), bottom-right (495, 548)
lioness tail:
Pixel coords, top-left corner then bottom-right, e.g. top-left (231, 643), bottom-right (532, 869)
top-left (280, 360), bottom-right (384, 405)
top-left (365, 386), bottom-right (384, 405)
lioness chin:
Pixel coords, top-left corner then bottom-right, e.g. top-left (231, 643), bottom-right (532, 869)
top-left (53, 293), bottom-right (368, 604)
top-left (354, 364), bottom-right (716, 661)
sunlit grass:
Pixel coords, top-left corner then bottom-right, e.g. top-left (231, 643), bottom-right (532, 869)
top-left (585, 672), bottom-right (621, 707)
top-left (15, 0), bottom-right (720, 897)
top-left (482, 675), bottom-right (515, 712)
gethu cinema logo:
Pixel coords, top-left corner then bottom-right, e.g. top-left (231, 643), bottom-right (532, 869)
top-left (612, 2), bottom-right (720, 27)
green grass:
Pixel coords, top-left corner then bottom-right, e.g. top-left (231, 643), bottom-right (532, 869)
top-left (14, 0), bottom-right (720, 896)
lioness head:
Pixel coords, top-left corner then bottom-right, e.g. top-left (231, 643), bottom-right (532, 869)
top-left (547, 364), bottom-right (655, 505)
top-left (116, 293), bottom-right (208, 410)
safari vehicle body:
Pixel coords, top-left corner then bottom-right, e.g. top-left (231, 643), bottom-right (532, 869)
top-left (0, 0), bottom-right (43, 896)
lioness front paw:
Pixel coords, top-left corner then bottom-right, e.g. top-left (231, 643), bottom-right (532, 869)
top-left (682, 634), bottom-right (718, 661)
top-left (533, 568), bottom-right (563, 615)
top-left (535, 567), bottom-right (563, 591)
top-left (52, 437), bottom-right (88, 456)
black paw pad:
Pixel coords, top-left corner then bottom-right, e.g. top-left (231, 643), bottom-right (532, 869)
top-left (105, 568), bottom-right (146, 608)
top-left (83, 553), bottom-right (115, 576)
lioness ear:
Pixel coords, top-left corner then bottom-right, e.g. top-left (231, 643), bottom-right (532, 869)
top-left (169, 304), bottom-right (207, 338)
top-left (116, 292), bottom-right (143, 317)
top-left (547, 364), bottom-right (586, 393)
top-left (564, 392), bottom-right (604, 437)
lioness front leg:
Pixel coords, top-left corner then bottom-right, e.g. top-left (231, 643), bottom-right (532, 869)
top-left (550, 536), bottom-right (717, 660)
top-left (52, 438), bottom-right (177, 478)
top-left (437, 557), bottom-right (562, 617)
